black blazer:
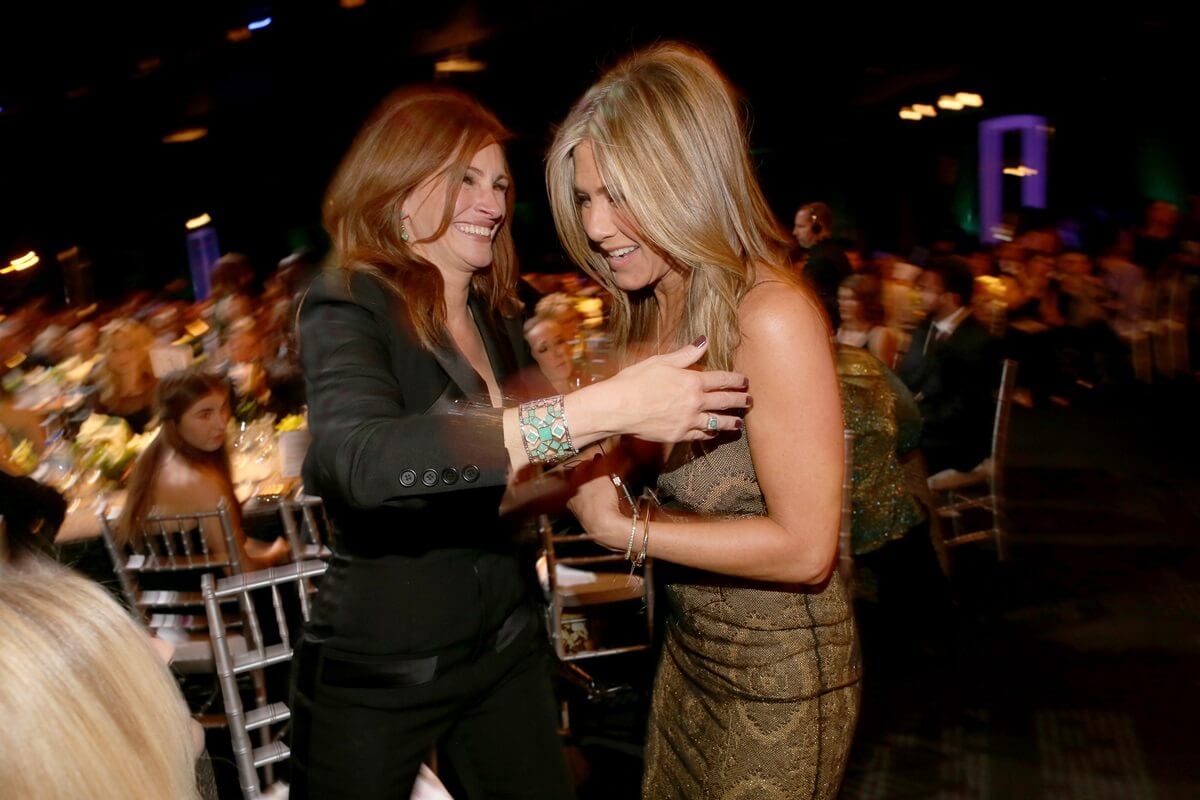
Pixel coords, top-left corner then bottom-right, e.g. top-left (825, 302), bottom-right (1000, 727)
top-left (299, 269), bottom-right (539, 654)
top-left (898, 314), bottom-right (998, 472)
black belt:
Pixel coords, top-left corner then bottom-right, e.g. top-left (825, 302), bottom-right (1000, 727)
top-left (298, 603), bottom-right (534, 690)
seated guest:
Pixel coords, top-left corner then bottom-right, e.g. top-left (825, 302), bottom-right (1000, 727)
top-left (25, 323), bottom-right (68, 368)
top-left (837, 273), bottom-right (900, 367)
top-left (116, 367), bottom-right (288, 569)
top-left (64, 321), bottom-right (101, 362)
top-left (221, 318), bottom-right (304, 419)
top-left (899, 257), bottom-right (999, 474)
top-left (523, 314), bottom-right (578, 394)
top-left (92, 319), bottom-right (159, 433)
top-left (259, 251), bottom-right (318, 417)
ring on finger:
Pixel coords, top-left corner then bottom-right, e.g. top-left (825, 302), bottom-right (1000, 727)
top-left (706, 415), bottom-right (719, 431)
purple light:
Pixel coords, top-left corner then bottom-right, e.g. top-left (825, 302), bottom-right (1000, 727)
top-left (979, 115), bottom-right (1049, 242)
top-left (248, 17), bottom-right (272, 31)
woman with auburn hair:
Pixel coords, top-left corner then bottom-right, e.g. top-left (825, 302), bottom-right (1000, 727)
top-left (0, 566), bottom-right (203, 800)
top-left (93, 318), bottom-right (158, 433)
top-left (547, 43), bottom-right (860, 798)
top-left (292, 85), bottom-right (750, 798)
top-left (117, 366), bottom-right (289, 569)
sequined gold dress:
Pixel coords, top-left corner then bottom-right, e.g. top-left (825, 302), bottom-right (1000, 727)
top-left (642, 430), bottom-right (862, 799)
top-left (838, 345), bottom-right (925, 555)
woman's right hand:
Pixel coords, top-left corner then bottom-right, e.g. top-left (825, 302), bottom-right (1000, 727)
top-left (571, 336), bottom-right (750, 443)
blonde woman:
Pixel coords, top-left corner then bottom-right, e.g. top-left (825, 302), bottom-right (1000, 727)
top-left (548, 44), bottom-right (860, 798)
top-left (94, 318), bottom-right (159, 433)
top-left (0, 565), bottom-right (203, 800)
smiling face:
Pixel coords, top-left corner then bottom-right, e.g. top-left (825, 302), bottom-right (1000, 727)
top-left (178, 390), bottom-right (230, 452)
top-left (571, 140), bottom-right (679, 295)
top-left (404, 142), bottom-right (510, 278)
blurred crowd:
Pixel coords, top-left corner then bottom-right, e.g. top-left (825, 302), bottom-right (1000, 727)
top-left (800, 198), bottom-right (1200, 408)
top-left (0, 251), bottom-right (319, 466)
top-left (3, 196), bottom-right (1199, 481)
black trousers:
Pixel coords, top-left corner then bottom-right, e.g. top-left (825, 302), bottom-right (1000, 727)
top-left (288, 607), bottom-right (575, 799)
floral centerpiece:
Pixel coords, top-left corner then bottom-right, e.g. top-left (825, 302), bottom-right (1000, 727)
top-left (275, 414), bottom-right (307, 433)
top-left (74, 413), bottom-right (159, 485)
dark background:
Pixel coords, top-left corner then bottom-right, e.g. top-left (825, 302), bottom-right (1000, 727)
top-left (1, 1), bottom-right (1194, 306)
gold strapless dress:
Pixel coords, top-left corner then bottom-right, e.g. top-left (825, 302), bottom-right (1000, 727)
top-left (642, 430), bottom-right (862, 799)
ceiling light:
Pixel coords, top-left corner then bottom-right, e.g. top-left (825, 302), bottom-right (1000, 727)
top-left (6, 251), bottom-right (39, 272)
top-left (163, 128), bottom-right (208, 144)
top-left (436, 51), bottom-right (486, 73)
top-left (1003, 166), bottom-right (1039, 177)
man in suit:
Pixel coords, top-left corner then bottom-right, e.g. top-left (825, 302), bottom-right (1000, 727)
top-left (899, 257), bottom-right (998, 474)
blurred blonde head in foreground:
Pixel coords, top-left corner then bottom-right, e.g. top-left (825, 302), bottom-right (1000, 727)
top-left (0, 564), bottom-right (199, 799)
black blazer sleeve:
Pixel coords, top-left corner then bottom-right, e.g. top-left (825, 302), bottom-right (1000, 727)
top-left (299, 271), bottom-right (511, 510)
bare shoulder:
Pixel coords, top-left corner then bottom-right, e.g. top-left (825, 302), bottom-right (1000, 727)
top-left (154, 453), bottom-right (225, 509)
top-left (738, 272), bottom-right (829, 356)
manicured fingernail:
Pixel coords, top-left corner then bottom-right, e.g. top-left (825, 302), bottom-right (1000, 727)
top-left (733, 419), bottom-right (744, 429)
top-left (691, 336), bottom-right (707, 348)
top-left (745, 396), bottom-right (754, 408)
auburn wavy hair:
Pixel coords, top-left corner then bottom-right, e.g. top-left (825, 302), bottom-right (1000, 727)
top-left (324, 86), bottom-right (521, 349)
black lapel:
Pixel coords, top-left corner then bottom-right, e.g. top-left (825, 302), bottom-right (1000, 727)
top-left (428, 340), bottom-right (488, 405)
top-left (469, 292), bottom-right (519, 384)
top-left (425, 293), bottom-right (519, 405)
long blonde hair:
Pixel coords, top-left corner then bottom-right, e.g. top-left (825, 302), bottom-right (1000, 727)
top-left (546, 43), bottom-right (797, 370)
top-left (0, 566), bottom-right (199, 799)
top-left (324, 86), bottom-right (521, 350)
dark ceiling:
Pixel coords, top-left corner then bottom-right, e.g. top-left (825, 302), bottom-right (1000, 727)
top-left (0, 2), bottom-right (1193, 305)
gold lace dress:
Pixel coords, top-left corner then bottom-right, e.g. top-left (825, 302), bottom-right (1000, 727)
top-left (642, 430), bottom-right (862, 799)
